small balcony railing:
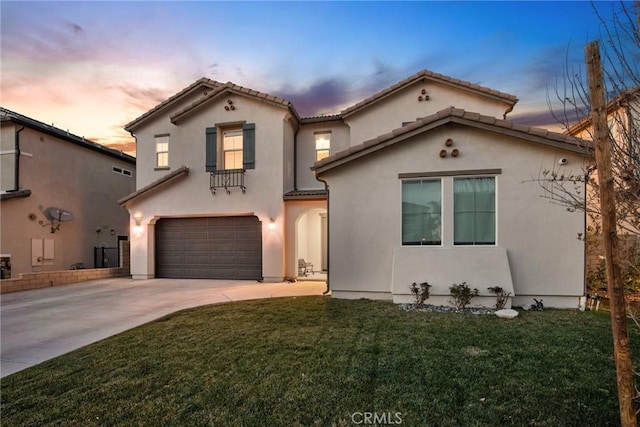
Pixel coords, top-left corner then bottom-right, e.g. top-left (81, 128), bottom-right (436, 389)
top-left (210, 169), bottom-right (246, 194)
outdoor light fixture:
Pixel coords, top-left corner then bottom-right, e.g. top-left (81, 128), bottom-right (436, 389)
top-left (268, 217), bottom-right (276, 231)
top-left (133, 213), bottom-right (143, 237)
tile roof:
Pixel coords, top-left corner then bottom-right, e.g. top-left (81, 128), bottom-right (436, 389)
top-left (567, 86), bottom-right (640, 135)
top-left (170, 81), bottom-right (301, 124)
top-left (340, 69), bottom-right (519, 119)
top-left (0, 107), bottom-right (135, 164)
top-left (118, 166), bottom-right (189, 207)
top-left (313, 107), bottom-right (590, 175)
top-left (125, 78), bottom-right (302, 131)
top-left (125, 78), bottom-right (222, 131)
top-left (299, 114), bottom-right (343, 124)
top-left (283, 189), bottom-right (328, 200)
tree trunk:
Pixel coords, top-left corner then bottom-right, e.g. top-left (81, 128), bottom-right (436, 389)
top-left (586, 40), bottom-right (637, 426)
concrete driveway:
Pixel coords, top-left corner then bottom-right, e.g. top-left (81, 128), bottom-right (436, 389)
top-left (0, 277), bottom-right (327, 378)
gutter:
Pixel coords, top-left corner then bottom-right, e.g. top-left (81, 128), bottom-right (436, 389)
top-left (314, 173), bottom-right (330, 295)
top-left (11, 125), bottom-right (25, 192)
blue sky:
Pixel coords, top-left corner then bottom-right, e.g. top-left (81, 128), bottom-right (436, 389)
top-left (0, 1), bottom-right (630, 154)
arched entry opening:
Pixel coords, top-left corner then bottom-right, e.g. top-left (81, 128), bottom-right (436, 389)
top-left (295, 207), bottom-right (327, 279)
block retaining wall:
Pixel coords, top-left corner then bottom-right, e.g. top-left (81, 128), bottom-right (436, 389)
top-left (0, 267), bottom-right (130, 294)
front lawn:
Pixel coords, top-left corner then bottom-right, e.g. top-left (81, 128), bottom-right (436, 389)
top-left (2, 296), bottom-right (638, 426)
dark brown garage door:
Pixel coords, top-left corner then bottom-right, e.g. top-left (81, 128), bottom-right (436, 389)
top-left (155, 216), bottom-right (262, 280)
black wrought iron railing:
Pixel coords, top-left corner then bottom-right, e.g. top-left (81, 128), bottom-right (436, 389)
top-left (210, 169), bottom-right (246, 194)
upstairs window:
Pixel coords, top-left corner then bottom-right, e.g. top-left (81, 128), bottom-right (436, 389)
top-left (315, 131), bottom-right (331, 162)
top-left (402, 179), bottom-right (442, 245)
top-left (155, 135), bottom-right (169, 168)
top-left (453, 177), bottom-right (496, 245)
top-left (205, 123), bottom-right (255, 172)
top-left (223, 129), bottom-right (243, 170)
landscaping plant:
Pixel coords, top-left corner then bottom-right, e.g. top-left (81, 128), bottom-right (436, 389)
top-left (487, 286), bottom-right (511, 310)
top-left (410, 282), bottom-right (431, 307)
top-left (449, 282), bottom-right (479, 309)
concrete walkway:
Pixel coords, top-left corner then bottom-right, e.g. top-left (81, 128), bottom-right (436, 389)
top-left (0, 277), bottom-right (327, 378)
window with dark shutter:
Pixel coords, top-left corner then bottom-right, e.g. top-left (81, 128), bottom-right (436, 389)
top-left (242, 123), bottom-right (255, 170)
top-left (205, 127), bottom-right (217, 171)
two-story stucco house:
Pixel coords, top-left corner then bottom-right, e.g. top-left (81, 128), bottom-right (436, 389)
top-left (1, 107), bottom-right (136, 278)
top-left (121, 70), bottom-right (588, 308)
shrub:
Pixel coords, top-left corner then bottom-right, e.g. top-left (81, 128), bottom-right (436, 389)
top-left (410, 282), bottom-right (431, 306)
top-left (449, 282), bottom-right (479, 309)
top-left (487, 286), bottom-right (511, 310)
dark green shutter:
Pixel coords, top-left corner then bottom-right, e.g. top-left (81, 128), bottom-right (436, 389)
top-left (205, 127), bottom-right (217, 171)
top-left (243, 123), bottom-right (255, 170)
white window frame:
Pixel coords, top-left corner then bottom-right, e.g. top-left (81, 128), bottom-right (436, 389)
top-left (155, 135), bottom-right (169, 169)
top-left (112, 166), bottom-right (133, 177)
top-left (401, 178), bottom-right (443, 246)
top-left (315, 131), bottom-right (331, 162)
top-left (222, 128), bottom-right (243, 170)
top-left (452, 176), bottom-right (497, 246)
top-left (398, 169), bottom-right (500, 248)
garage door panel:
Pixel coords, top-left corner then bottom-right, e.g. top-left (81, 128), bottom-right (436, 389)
top-left (209, 255), bottom-right (236, 266)
top-left (184, 255), bottom-right (210, 264)
top-left (156, 216), bottom-right (262, 280)
top-left (183, 243), bottom-right (210, 253)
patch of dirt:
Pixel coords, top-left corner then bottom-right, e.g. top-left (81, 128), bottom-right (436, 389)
top-left (463, 346), bottom-right (489, 356)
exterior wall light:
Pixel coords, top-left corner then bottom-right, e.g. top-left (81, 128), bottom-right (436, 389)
top-left (268, 217), bottom-right (276, 231)
top-left (133, 213), bottom-right (143, 237)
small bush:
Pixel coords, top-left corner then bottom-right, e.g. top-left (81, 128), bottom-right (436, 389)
top-left (410, 282), bottom-right (431, 306)
top-left (487, 286), bottom-right (511, 310)
top-left (449, 282), bottom-right (479, 309)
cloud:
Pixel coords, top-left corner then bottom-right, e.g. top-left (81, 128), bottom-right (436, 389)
top-left (274, 78), bottom-right (352, 116)
top-left (115, 83), bottom-right (173, 113)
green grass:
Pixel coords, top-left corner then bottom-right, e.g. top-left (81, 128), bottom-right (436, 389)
top-left (2, 296), bottom-right (639, 426)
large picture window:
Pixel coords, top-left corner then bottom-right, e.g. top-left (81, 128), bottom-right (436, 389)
top-left (454, 177), bottom-right (496, 245)
top-left (402, 179), bottom-right (442, 245)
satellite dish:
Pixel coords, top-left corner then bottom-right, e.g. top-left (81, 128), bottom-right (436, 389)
top-left (42, 207), bottom-right (74, 233)
top-left (44, 207), bottom-right (74, 222)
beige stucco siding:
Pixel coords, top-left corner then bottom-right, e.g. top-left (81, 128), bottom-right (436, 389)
top-left (322, 124), bottom-right (586, 308)
top-left (345, 80), bottom-right (513, 146)
top-left (296, 122), bottom-right (350, 190)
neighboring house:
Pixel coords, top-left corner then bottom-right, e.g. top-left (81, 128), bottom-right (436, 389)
top-left (567, 87), bottom-right (639, 273)
top-left (121, 70), bottom-right (588, 308)
top-left (0, 107), bottom-right (136, 278)
top-left (567, 86), bottom-right (639, 233)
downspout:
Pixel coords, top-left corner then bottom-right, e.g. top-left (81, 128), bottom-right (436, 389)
top-left (12, 125), bottom-right (25, 192)
top-left (315, 174), bottom-right (330, 294)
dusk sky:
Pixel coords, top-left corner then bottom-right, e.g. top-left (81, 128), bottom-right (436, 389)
top-left (0, 1), bottom-right (629, 155)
